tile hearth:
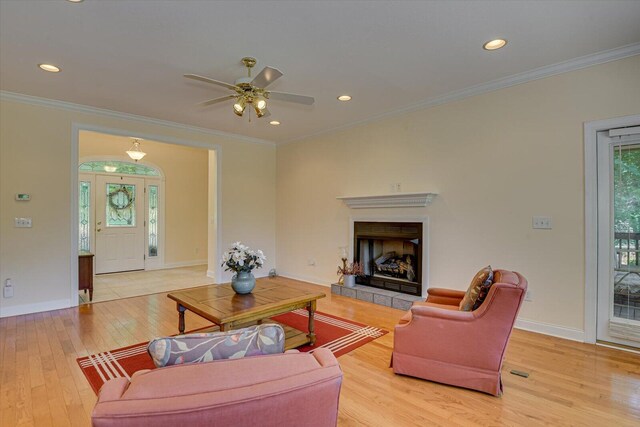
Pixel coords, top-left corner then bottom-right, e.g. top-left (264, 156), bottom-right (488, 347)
top-left (331, 283), bottom-right (423, 310)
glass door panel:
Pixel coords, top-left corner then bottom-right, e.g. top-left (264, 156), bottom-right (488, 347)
top-left (597, 130), bottom-right (640, 348)
top-left (612, 143), bottom-right (640, 324)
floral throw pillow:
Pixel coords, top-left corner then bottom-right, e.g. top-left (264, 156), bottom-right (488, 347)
top-left (459, 266), bottom-right (493, 311)
top-left (147, 323), bottom-right (285, 368)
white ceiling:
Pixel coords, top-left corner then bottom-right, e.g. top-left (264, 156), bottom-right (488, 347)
top-left (1, 0), bottom-right (640, 144)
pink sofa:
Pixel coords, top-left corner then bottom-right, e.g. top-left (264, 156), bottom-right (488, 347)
top-left (392, 269), bottom-right (527, 396)
top-left (92, 348), bottom-right (342, 427)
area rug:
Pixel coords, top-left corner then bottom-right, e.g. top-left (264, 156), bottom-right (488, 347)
top-left (77, 309), bottom-right (387, 394)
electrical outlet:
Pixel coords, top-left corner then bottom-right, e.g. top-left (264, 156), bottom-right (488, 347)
top-left (4, 279), bottom-right (14, 298)
top-left (389, 183), bottom-right (402, 193)
top-left (532, 216), bottom-right (552, 229)
top-left (524, 289), bottom-right (533, 302)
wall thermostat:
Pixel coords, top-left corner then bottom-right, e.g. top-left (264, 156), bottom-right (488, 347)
top-left (15, 193), bottom-right (30, 201)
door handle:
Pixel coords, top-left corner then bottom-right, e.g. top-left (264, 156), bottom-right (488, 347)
top-left (97, 228), bottom-right (102, 232)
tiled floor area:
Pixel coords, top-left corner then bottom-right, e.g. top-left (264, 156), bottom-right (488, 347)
top-left (79, 264), bottom-right (212, 304)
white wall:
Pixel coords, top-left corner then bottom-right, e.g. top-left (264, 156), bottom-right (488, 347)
top-left (276, 55), bottom-right (640, 337)
top-left (0, 97), bottom-right (276, 317)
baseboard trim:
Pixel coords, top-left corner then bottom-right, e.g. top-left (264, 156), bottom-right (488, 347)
top-left (0, 299), bottom-right (71, 318)
top-left (515, 318), bottom-right (585, 342)
top-left (160, 260), bottom-right (208, 269)
top-left (278, 272), bottom-right (331, 287)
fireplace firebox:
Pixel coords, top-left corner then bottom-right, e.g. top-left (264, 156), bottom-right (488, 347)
top-left (354, 221), bottom-right (422, 296)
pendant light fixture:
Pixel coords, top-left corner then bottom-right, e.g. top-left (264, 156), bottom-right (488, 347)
top-left (126, 138), bottom-right (146, 161)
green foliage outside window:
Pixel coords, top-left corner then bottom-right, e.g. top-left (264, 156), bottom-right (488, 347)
top-left (614, 146), bottom-right (640, 234)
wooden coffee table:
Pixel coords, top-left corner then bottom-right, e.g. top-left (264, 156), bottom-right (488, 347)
top-left (167, 280), bottom-right (326, 350)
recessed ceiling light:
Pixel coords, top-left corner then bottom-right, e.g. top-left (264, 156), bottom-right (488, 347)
top-left (67, 0), bottom-right (84, 3)
top-left (483, 39), bottom-right (507, 51)
top-left (337, 95), bottom-right (352, 101)
top-left (38, 63), bottom-right (61, 73)
top-left (269, 120), bottom-right (281, 126)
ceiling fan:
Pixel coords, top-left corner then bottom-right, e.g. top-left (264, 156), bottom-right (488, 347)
top-left (185, 57), bottom-right (314, 119)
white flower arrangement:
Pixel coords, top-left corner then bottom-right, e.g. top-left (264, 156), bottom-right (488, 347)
top-left (221, 242), bottom-right (266, 273)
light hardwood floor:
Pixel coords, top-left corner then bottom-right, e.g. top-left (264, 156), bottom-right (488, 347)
top-left (2, 277), bottom-right (639, 426)
top-left (79, 265), bottom-right (211, 304)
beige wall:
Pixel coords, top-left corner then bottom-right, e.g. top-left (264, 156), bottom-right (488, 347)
top-left (0, 99), bottom-right (276, 316)
top-left (276, 55), bottom-right (640, 333)
top-left (79, 131), bottom-right (209, 265)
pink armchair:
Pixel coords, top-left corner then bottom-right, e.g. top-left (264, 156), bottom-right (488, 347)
top-left (392, 269), bottom-right (527, 396)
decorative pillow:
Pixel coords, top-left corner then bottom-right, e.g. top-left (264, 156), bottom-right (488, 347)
top-left (147, 323), bottom-right (285, 368)
top-left (472, 272), bottom-right (495, 310)
top-left (459, 266), bottom-right (493, 311)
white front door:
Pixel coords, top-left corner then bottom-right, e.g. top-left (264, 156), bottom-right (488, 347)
top-left (596, 127), bottom-right (640, 348)
top-left (95, 175), bottom-right (145, 274)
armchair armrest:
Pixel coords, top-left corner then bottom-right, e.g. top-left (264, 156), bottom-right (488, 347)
top-left (426, 288), bottom-right (466, 306)
top-left (409, 305), bottom-right (475, 322)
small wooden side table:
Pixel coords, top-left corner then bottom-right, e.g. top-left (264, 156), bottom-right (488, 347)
top-left (79, 251), bottom-right (94, 301)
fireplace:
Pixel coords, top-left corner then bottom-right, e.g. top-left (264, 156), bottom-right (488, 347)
top-left (353, 221), bottom-right (423, 296)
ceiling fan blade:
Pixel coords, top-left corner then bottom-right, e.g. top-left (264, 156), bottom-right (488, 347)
top-left (198, 95), bottom-right (236, 106)
top-left (268, 91), bottom-right (315, 105)
top-left (251, 66), bottom-right (283, 88)
top-left (184, 74), bottom-right (237, 91)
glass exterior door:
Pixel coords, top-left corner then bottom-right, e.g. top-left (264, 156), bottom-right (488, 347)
top-left (597, 131), bottom-right (640, 347)
top-left (79, 161), bottom-right (162, 271)
top-left (95, 175), bottom-right (146, 274)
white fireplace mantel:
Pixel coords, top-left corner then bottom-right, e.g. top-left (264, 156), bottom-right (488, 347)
top-left (337, 192), bottom-right (437, 209)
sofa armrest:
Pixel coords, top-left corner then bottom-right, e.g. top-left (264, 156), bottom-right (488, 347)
top-left (96, 378), bottom-right (129, 403)
top-left (425, 288), bottom-right (465, 305)
top-left (312, 347), bottom-right (341, 368)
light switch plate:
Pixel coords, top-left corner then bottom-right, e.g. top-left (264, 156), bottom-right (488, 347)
top-left (14, 217), bottom-right (32, 228)
top-left (532, 216), bottom-right (552, 229)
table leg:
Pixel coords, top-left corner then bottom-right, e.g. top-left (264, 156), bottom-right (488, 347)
top-left (177, 304), bottom-right (186, 334)
top-left (307, 300), bottom-right (317, 345)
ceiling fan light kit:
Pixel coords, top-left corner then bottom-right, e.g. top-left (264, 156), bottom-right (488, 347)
top-left (233, 97), bottom-right (246, 116)
top-left (253, 104), bottom-right (266, 118)
top-left (185, 56), bottom-right (314, 120)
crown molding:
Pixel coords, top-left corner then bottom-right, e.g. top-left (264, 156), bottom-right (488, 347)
top-left (337, 192), bottom-right (437, 209)
top-left (0, 91), bottom-right (275, 146)
top-left (282, 43), bottom-right (640, 145)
